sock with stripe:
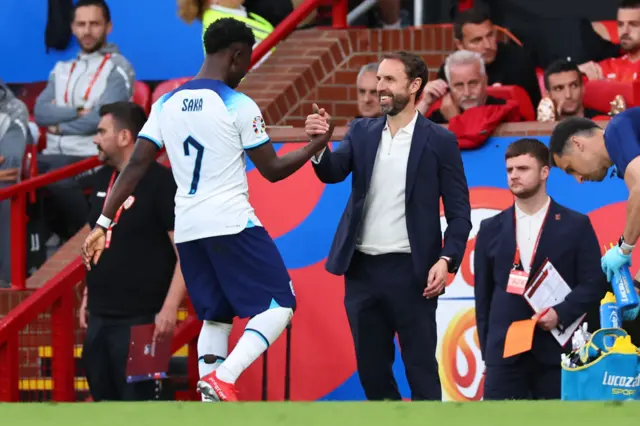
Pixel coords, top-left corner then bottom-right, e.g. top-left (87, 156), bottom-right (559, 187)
top-left (198, 320), bottom-right (232, 401)
top-left (215, 305), bottom-right (293, 385)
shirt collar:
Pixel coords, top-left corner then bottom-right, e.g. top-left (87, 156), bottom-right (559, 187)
top-left (515, 196), bottom-right (550, 219)
top-left (211, 4), bottom-right (248, 17)
top-left (383, 109), bottom-right (419, 134)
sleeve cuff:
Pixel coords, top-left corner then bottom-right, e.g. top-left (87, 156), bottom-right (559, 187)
top-left (139, 134), bottom-right (163, 149)
top-left (311, 148), bottom-right (326, 164)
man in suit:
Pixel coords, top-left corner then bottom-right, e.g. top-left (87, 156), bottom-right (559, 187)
top-left (304, 51), bottom-right (472, 401)
top-left (474, 138), bottom-right (607, 400)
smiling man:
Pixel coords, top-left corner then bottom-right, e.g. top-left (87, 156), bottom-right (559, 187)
top-left (549, 108), bottom-right (640, 295)
top-left (305, 51), bottom-right (471, 401)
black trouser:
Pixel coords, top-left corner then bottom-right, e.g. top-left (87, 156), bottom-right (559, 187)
top-left (484, 352), bottom-right (560, 400)
top-left (344, 251), bottom-right (441, 401)
top-left (82, 314), bottom-right (161, 401)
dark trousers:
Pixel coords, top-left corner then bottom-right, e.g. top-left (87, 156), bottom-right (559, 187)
top-left (484, 352), bottom-right (560, 400)
top-left (344, 251), bottom-right (441, 401)
top-left (82, 314), bottom-right (161, 401)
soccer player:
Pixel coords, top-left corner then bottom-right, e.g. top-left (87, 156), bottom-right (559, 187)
top-left (548, 108), bottom-right (640, 316)
top-left (81, 18), bottom-right (334, 402)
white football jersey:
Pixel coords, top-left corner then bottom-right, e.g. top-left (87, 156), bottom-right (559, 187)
top-left (138, 79), bottom-right (268, 244)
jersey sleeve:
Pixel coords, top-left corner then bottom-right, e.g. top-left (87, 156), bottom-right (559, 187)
top-left (604, 110), bottom-right (640, 178)
top-left (138, 100), bottom-right (164, 149)
top-left (236, 97), bottom-right (270, 150)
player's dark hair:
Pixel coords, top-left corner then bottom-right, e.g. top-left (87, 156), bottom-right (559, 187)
top-left (505, 138), bottom-right (550, 167)
top-left (543, 58), bottom-right (582, 91)
top-left (619, 0), bottom-right (640, 9)
top-left (99, 101), bottom-right (147, 137)
top-left (548, 117), bottom-right (602, 166)
top-left (383, 51), bottom-right (428, 102)
top-left (203, 18), bottom-right (256, 55)
top-left (453, 6), bottom-right (492, 40)
top-left (73, 0), bottom-right (111, 23)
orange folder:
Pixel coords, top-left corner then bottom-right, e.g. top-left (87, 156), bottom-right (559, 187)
top-left (503, 318), bottom-right (537, 358)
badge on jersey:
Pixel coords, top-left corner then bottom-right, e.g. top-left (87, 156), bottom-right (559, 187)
top-left (506, 270), bottom-right (528, 295)
top-left (252, 116), bottom-right (266, 136)
top-left (123, 196), bottom-right (136, 210)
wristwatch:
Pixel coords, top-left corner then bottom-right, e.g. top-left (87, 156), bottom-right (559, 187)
top-left (618, 235), bottom-right (635, 254)
top-left (439, 256), bottom-right (456, 273)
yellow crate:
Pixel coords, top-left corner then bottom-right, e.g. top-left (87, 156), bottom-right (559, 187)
top-left (19, 378), bottom-right (89, 391)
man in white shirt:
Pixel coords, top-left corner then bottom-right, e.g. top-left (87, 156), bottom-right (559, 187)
top-left (81, 18), bottom-right (333, 402)
top-left (474, 138), bottom-right (607, 400)
top-left (305, 51), bottom-right (472, 400)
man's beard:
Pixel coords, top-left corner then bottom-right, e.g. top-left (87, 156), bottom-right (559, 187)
top-left (380, 92), bottom-right (410, 116)
top-left (510, 181), bottom-right (543, 200)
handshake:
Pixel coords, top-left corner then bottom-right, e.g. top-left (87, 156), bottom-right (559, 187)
top-left (305, 104), bottom-right (334, 151)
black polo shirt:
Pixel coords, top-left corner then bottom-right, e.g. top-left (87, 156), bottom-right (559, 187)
top-left (86, 162), bottom-right (177, 317)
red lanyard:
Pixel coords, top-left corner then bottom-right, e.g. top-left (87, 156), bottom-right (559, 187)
top-left (103, 170), bottom-right (125, 249)
top-left (512, 203), bottom-right (550, 270)
top-left (64, 53), bottom-right (111, 104)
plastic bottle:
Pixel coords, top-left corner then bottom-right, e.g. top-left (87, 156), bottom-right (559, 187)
top-left (611, 265), bottom-right (639, 318)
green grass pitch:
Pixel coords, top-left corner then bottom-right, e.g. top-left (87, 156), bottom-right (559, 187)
top-left (2, 401), bottom-right (640, 426)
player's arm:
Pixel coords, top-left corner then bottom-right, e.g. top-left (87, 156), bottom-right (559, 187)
top-left (100, 138), bottom-right (158, 220)
top-left (622, 156), bottom-right (640, 247)
top-left (240, 99), bottom-right (334, 182)
top-left (247, 134), bottom-right (334, 182)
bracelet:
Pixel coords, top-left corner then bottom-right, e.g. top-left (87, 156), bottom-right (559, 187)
top-left (96, 214), bottom-right (112, 229)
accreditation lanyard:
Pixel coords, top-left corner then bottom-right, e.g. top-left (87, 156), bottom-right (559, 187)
top-left (63, 53), bottom-right (111, 105)
top-left (506, 204), bottom-right (550, 296)
top-left (103, 170), bottom-right (125, 249)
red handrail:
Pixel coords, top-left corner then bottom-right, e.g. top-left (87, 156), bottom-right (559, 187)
top-left (0, 157), bottom-right (102, 290)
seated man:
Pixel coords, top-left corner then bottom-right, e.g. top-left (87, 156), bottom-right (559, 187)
top-left (355, 62), bottom-right (381, 119)
top-left (33, 0), bottom-right (134, 242)
top-left (580, 0), bottom-right (640, 82)
top-left (434, 7), bottom-right (540, 107)
top-left (537, 59), bottom-right (602, 122)
top-left (0, 80), bottom-right (31, 287)
top-left (420, 50), bottom-right (521, 149)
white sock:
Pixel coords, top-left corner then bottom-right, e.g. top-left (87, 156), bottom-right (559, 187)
top-left (197, 321), bottom-right (232, 401)
top-left (215, 306), bottom-right (292, 384)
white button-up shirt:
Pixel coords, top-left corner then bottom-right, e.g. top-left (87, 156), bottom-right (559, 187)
top-left (514, 196), bottom-right (550, 273)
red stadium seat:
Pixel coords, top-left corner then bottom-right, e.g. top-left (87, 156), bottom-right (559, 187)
top-left (486, 85), bottom-right (535, 120)
top-left (583, 80), bottom-right (640, 112)
top-left (424, 85), bottom-right (534, 121)
top-left (132, 81), bottom-right (151, 115)
top-left (151, 77), bottom-right (192, 104)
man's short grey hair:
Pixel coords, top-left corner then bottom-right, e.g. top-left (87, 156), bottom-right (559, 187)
top-left (444, 50), bottom-right (486, 82)
top-left (357, 62), bottom-right (380, 82)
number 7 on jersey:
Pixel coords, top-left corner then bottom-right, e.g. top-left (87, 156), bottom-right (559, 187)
top-left (183, 136), bottom-right (204, 195)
